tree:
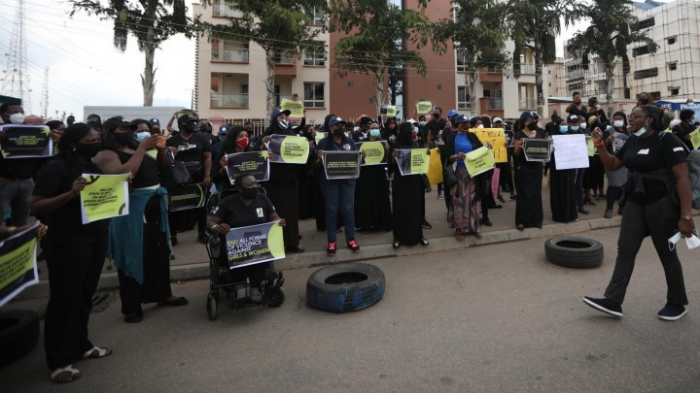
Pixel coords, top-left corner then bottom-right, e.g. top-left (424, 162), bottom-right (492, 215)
top-left (198, 1), bottom-right (328, 113)
top-left (329, 0), bottom-right (445, 118)
top-left (434, 0), bottom-right (510, 115)
top-left (69, 0), bottom-right (192, 106)
top-left (566, 0), bottom-right (657, 116)
top-left (506, 0), bottom-right (584, 115)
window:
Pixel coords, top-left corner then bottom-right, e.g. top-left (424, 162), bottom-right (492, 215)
top-left (633, 45), bottom-right (650, 57)
top-left (668, 61), bottom-right (678, 71)
top-left (437, 84), bottom-right (442, 91)
top-left (304, 82), bottom-right (325, 108)
top-left (273, 49), bottom-right (294, 64)
top-left (633, 67), bottom-right (658, 80)
top-left (568, 82), bottom-right (583, 91)
top-left (668, 36), bottom-right (677, 45)
top-left (669, 87), bottom-right (680, 96)
top-left (457, 86), bottom-right (471, 109)
top-left (456, 49), bottom-right (468, 72)
top-left (303, 41), bottom-right (325, 66)
top-left (212, 39), bottom-right (249, 62)
top-left (305, 7), bottom-right (326, 25)
top-left (636, 17), bottom-right (655, 29)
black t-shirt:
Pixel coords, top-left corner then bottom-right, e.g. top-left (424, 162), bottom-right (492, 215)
top-left (32, 158), bottom-right (110, 233)
top-left (213, 193), bottom-right (276, 228)
top-left (672, 123), bottom-right (695, 151)
top-left (166, 133), bottom-right (211, 164)
top-left (0, 157), bottom-right (48, 179)
top-left (514, 129), bottom-right (547, 170)
top-left (425, 118), bottom-right (447, 142)
top-left (615, 131), bottom-right (688, 204)
top-left (116, 151), bottom-right (160, 189)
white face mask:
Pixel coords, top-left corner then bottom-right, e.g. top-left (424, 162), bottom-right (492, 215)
top-left (9, 113), bottom-right (25, 124)
top-left (477, 124), bottom-right (484, 128)
top-left (634, 127), bottom-right (647, 137)
top-left (613, 120), bottom-right (625, 128)
top-left (580, 123), bottom-right (587, 130)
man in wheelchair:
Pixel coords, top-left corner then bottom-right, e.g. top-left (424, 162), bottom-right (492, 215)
top-left (206, 173), bottom-right (286, 303)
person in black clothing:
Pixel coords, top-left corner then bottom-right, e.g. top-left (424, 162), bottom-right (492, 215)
top-left (212, 125), bottom-right (249, 191)
top-left (584, 105), bottom-right (693, 321)
top-left (494, 117), bottom-right (515, 201)
top-left (603, 111), bottom-right (631, 218)
top-left (439, 116), bottom-right (459, 218)
top-left (299, 124), bottom-right (318, 219)
top-left (382, 117), bottom-right (398, 143)
top-left (672, 109), bottom-right (696, 151)
top-left (31, 124), bottom-right (112, 383)
top-left (425, 107), bottom-right (447, 148)
top-left (584, 114), bottom-right (607, 202)
top-left (513, 111), bottom-right (545, 231)
top-left (565, 91), bottom-right (588, 119)
top-left (165, 115), bottom-right (212, 244)
top-left (354, 121), bottom-right (392, 233)
top-left (549, 115), bottom-right (579, 223)
top-left (86, 114), bottom-right (102, 129)
top-left (587, 96), bottom-right (608, 126)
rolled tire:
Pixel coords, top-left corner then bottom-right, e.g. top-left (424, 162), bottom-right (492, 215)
top-left (545, 236), bottom-right (604, 269)
top-left (306, 263), bottom-right (385, 313)
top-left (0, 310), bottom-right (40, 367)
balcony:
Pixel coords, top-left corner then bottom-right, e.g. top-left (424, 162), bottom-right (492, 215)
top-left (519, 98), bottom-right (538, 110)
top-left (274, 53), bottom-right (297, 77)
top-left (212, 47), bottom-right (249, 63)
top-left (458, 102), bottom-right (471, 110)
top-left (520, 64), bottom-right (536, 75)
top-left (566, 69), bottom-right (584, 81)
top-left (479, 67), bottom-right (503, 83)
top-left (488, 98), bottom-right (503, 110)
top-left (211, 93), bottom-right (249, 108)
top-left (213, 2), bottom-right (244, 18)
top-left (590, 72), bottom-right (607, 81)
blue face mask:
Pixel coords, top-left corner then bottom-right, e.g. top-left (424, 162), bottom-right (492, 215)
top-left (419, 121), bottom-right (426, 126)
top-left (413, 126), bottom-right (419, 133)
top-left (369, 129), bottom-right (380, 138)
top-left (570, 125), bottom-right (579, 131)
top-left (559, 126), bottom-right (569, 133)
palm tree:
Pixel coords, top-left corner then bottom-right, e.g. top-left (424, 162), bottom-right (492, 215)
top-left (566, 0), bottom-right (658, 116)
top-left (506, 0), bottom-right (583, 115)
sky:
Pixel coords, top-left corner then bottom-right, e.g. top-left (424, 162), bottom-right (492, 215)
top-left (0, 0), bottom-right (681, 121)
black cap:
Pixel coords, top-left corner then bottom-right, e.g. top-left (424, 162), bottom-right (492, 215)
top-left (102, 116), bottom-right (131, 132)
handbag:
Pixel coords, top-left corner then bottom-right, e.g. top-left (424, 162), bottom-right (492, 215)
top-left (443, 158), bottom-right (458, 187)
top-left (165, 150), bottom-right (193, 187)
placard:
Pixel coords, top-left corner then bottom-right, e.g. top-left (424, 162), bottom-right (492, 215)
top-left (168, 183), bottom-right (207, 212)
top-left (356, 141), bottom-right (387, 165)
top-left (465, 146), bottom-right (495, 177)
top-left (280, 99), bottom-right (304, 117)
top-left (0, 224), bottom-right (39, 308)
top-left (80, 173), bottom-right (130, 224)
top-left (323, 151), bottom-right (362, 180)
top-left (522, 138), bottom-right (552, 162)
top-left (396, 149), bottom-right (430, 176)
top-left (551, 134), bottom-right (590, 170)
top-left (267, 134), bottom-right (309, 164)
top-left (225, 151), bottom-right (269, 184)
top-left (0, 125), bottom-right (53, 158)
top-left (315, 132), bottom-right (327, 145)
top-left (386, 105), bottom-right (398, 117)
top-left (612, 132), bottom-right (630, 153)
top-left (225, 220), bottom-right (285, 269)
top-left (427, 147), bottom-right (443, 186)
top-left (472, 128), bottom-right (507, 163)
top-left (690, 129), bottom-right (700, 150)
top-left (415, 101), bottom-right (435, 115)
top-left (587, 137), bottom-right (596, 156)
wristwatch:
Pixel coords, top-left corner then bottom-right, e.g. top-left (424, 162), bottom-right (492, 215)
top-left (682, 215), bottom-right (693, 221)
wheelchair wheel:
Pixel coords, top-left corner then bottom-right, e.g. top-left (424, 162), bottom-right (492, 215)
top-left (207, 293), bottom-right (218, 321)
top-left (267, 288), bottom-right (285, 308)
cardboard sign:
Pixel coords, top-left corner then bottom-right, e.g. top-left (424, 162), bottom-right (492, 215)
top-left (587, 137), bottom-right (596, 156)
top-left (522, 138), bottom-right (552, 162)
top-left (225, 220), bottom-right (285, 269)
top-left (690, 128), bottom-right (700, 150)
top-left (225, 151), bottom-right (270, 184)
top-left (551, 134), bottom-right (590, 170)
top-left (415, 101), bottom-right (435, 115)
top-left (80, 173), bottom-right (130, 224)
top-left (396, 149), bottom-right (430, 176)
top-left (0, 125), bottom-right (53, 158)
top-left (427, 147), bottom-right (443, 185)
top-left (356, 141), bottom-right (387, 165)
top-left (323, 151), bottom-right (362, 180)
top-left (471, 128), bottom-right (507, 163)
top-left (168, 183), bottom-right (207, 212)
top-left (465, 146), bottom-right (495, 177)
top-left (267, 134), bottom-right (310, 164)
top-left (0, 224), bottom-right (39, 308)
top-left (280, 99), bottom-right (304, 117)
top-left (386, 105), bottom-right (398, 117)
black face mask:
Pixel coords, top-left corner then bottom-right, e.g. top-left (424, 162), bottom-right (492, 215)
top-left (75, 142), bottom-right (101, 158)
top-left (113, 132), bottom-right (134, 146)
top-left (241, 187), bottom-right (258, 200)
top-left (639, 98), bottom-right (649, 105)
top-left (332, 128), bottom-right (345, 137)
top-left (527, 121), bottom-right (538, 130)
top-left (434, 113), bottom-right (440, 119)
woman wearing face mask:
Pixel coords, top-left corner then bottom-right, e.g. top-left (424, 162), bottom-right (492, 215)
top-left (354, 121), bottom-right (392, 233)
top-left (671, 109), bottom-right (696, 152)
top-left (549, 115), bottom-right (580, 223)
top-left (389, 122), bottom-right (429, 248)
top-left (565, 91), bottom-right (589, 119)
top-left (31, 124), bottom-right (112, 383)
top-left (584, 105), bottom-right (693, 321)
top-left (297, 124), bottom-right (318, 220)
top-left (584, 115), bottom-right (607, 203)
top-left (94, 117), bottom-right (186, 323)
top-left (513, 111), bottom-right (545, 231)
top-left (636, 92), bottom-right (654, 107)
top-left (382, 117), bottom-right (399, 143)
top-left (587, 96), bottom-right (609, 126)
top-left (213, 126), bottom-right (250, 191)
top-left (602, 112), bottom-right (631, 218)
top-left (165, 115), bottom-right (213, 245)
top-left (445, 115), bottom-right (486, 240)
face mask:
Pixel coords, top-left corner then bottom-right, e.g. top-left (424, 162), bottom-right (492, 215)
top-left (113, 132), bottom-right (135, 146)
top-left (369, 129), bottom-right (380, 138)
top-left (527, 121), bottom-right (538, 130)
top-left (136, 132), bottom-right (151, 142)
top-left (75, 142), bottom-right (101, 158)
top-left (413, 126), bottom-right (419, 133)
top-left (613, 120), bottom-right (625, 128)
top-left (571, 126), bottom-right (579, 131)
top-left (477, 124), bottom-right (484, 129)
top-left (190, 123), bottom-right (199, 133)
top-left (639, 97), bottom-right (649, 105)
top-left (580, 123), bottom-right (587, 130)
top-left (236, 137), bottom-right (249, 149)
top-left (419, 121), bottom-right (426, 126)
top-left (634, 123), bottom-right (648, 137)
top-left (9, 113), bottom-right (24, 124)
top-left (559, 126), bottom-right (569, 133)
top-left (199, 125), bottom-right (212, 133)
top-left (241, 187), bottom-right (258, 200)
top-left (279, 120), bottom-right (289, 129)
top-left (332, 128), bottom-right (345, 137)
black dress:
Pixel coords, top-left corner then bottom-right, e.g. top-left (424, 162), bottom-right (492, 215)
top-left (514, 129), bottom-right (545, 228)
top-left (389, 143), bottom-right (424, 245)
top-left (548, 129), bottom-right (579, 223)
top-left (354, 161), bottom-right (392, 231)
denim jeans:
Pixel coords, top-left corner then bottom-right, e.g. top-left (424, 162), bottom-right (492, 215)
top-left (321, 180), bottom-right (356, 243)
top-left (0, 177), bottom-right (34, 226)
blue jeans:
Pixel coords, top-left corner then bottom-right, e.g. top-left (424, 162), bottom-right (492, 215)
top-left (321, 180), bottom-right (356, 243)
top-left (0, 177), bottom-right (34, 226)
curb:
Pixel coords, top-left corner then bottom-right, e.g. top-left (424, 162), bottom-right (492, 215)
top-left (14, 215), bottom-right (623, 301)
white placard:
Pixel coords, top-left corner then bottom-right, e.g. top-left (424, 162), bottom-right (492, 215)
top-left (551, 134), bottom-right (590, 170)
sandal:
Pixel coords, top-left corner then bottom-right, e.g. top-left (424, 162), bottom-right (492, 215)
top-left (50, 365), bottom-right (81, 383)
top-left (420, 238), bottom-right (429, 246)
top-left (83, 346), bottom-right (113, 359)
top-left (158, 296), bottom-right (189, 307)
top-left (392, 241), bottom-right (401, 249)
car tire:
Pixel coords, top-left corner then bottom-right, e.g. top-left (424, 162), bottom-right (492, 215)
top-left (0, 310), bottom-right (40, 367)
top-left (306, 263), bottom-right (386, 313)
top-left (545, 236), bottom-right (604, 269)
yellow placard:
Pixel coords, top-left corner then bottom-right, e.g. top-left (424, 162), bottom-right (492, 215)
top-left (427, 147), bottom-right (443, 185)
top-left (80, 173), bottom-right (131, 224)
top-left (690, 128), bottom-right (700, 150)
top-left (587, 138), bottom-right (595, 156)
top-left (465, 146), bottom-right (495, 177)
top-left (386, 105), bottom-right (398, 117)
top-left (270, 135), bottom-right (310, 164)
top-left (415, 101), bottom-right (435, 115)
top-left (280, 99), bottom-right (304, 117)
top-left (410, 149), bottom-right (430, 175)
top-left (146, 149), bottom-right (158, 159)
top-left (471, 128), bottom-right (507, 163)
top-left (358, 141), bottom-right (387, 165)
top-left (0, 229), bottom-right (37, 304)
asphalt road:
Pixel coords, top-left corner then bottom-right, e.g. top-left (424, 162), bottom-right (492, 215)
top-left (2, 227), bottom-right (699, 392)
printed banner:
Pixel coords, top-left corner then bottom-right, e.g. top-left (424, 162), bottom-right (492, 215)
top-left (396, 149), bottom-right (430, 176)
top-left (225, 151), bottom-right (269, 184)
top-left (551, 134), bottom-right (590, 170)
top-left (415, 101), bottom-right (435, 115)
top-left (612, 132), bottom-right (630, 153)
top-left (0, 224), bottom-right (39, 308)
top-left (522, 138), bottom-right (552, 162)
top-left (268, 134), bottom-right (310, 164)
top-left (690, 129), bottom-right (700, 150)
top-left (315, 132), bottom-right (327, 146)
top-left (356, 141), bottom-right (387, 165)
top-left (280, 99), bottom-right (304, 117)
top-left (80, 173), bottom-right (130, 224)
top-left (472, 128), bottom-right (507, 163)
top-left (225, 220), bottom-right (285, 269)
top-left (386, 105), bottom-right (398, 117)
top-left (465, 146), bottom-right (496, 177)
top-left (427, 147), bottom-right (443, 186)
top-left (323, 151), bottom-right (362, 180)
top-left (0, 125), bottom-right (53, 159)
top-left (168, 183), bottom-right (207, 212)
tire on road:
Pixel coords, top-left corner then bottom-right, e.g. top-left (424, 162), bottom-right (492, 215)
top-left (545, 236), bottom-right (604, 269)
top-left (307, 263), bottom-right (385, 313)
top-left (0, 310), bottom-right (40, 367)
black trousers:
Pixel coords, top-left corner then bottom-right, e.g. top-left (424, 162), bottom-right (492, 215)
top-left (496, 161), bottom-right (514, 194)
top-left (44, 230), bottom-right (108, 370)
top-left (605, 196), bottom-right (688, 306)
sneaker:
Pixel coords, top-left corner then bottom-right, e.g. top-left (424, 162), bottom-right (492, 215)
top-left (437, 193), bottom-right (444, 200)
top-left (604, 209), bottom-right (613, 219)
top-left (347, 239), bottom-right (360, 252)
top-left (582, 296), bottom-right (623, 317)
top-left (197, 232), bottom-right (208, 244)
top-left (657, 304), bottom-right (687, 321)
top-left (594, 195), bottom-right (603, 202)
top-left (327, 242), bottom-right (337, 256)
top-left (422, 220), bottom-right (433, 230)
